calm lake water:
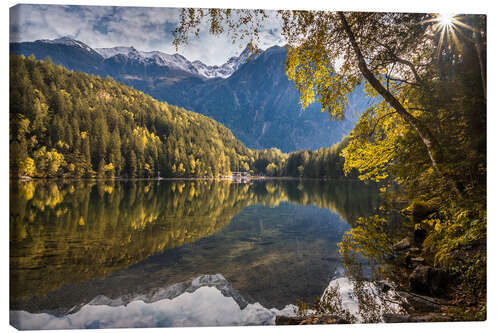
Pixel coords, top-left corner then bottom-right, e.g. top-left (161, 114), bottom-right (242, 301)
top-left (10, 179), bottom-right (406, 329)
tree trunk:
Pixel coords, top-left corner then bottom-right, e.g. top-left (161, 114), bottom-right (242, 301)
top-left (338, 12), bottom-right (463, 199)
top-left (474, 31), bottom-right (486, 102)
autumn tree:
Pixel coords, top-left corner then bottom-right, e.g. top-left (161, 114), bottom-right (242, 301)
top-left (174, 11), bottom-right (486, 310)
top-left (174, 10), bottom-right (485, 198)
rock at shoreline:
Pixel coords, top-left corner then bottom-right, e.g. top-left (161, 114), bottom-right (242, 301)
top-left (405, 255), bottom-right (423, 268)
top-left (275, 315), bottom-right (350, 325)
top-left (411, 257), bottom-right (425, 265)
top-left (383, 313), bottom-right (439, 323)
top-left (378, 279), bottom-right (395, 292)
top-left (414, 225), bottom-right (428, 245)
top-left (409, 265), bottom-right (431, 294)
top-left (409, 265), bottom-right (448, 296)
top-left (393, 237), bottom-right (411, 251)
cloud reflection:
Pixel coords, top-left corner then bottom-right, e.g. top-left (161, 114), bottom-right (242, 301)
top-left (10, 275), bottom-right (296, 329)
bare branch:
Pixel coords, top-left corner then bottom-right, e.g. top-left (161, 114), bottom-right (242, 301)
top-left (373, 39), bottom-right (425, 85)
top-left (386, 75), bottom-right (418, 86)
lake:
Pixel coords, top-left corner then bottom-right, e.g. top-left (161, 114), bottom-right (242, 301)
top-left (10, 179), bottom-right (407, 329)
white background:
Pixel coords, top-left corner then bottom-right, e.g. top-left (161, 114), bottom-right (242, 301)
top-left (2, 0), bottom-right (498, 332)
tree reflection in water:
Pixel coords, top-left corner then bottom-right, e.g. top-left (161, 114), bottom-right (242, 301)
top-left (10, 179), bottom-right (380, 302)
top-left (293, 212), bottom-right (414, 323)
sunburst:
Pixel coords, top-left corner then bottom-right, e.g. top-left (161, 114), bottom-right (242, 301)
top-left (424, 14), bottom-right (474, 56)
top-left (437, 13), bottom-right (456, 28)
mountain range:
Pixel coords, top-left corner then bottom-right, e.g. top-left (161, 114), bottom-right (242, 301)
top-left (10, 37), bottom-right (369, 152)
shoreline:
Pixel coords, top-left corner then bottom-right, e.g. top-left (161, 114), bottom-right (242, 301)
top-left (10, 176), bottom-right (364, 182)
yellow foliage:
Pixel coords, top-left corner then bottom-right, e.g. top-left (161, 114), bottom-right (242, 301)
top-left (341, 100), bottom-right (405, 181)
top-left (103, 186), bottom-right (114, 195)
top-left (19, 182), bottom-right (35, 200)
top-left (19, 158), bottom-right (36, 177)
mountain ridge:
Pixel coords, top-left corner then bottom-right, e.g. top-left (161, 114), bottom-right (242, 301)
top-left (10, 37), bottom-right (368, 152)
top-left (26, 36), bottom-right (262, 79)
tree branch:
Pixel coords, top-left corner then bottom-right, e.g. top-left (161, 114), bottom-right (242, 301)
top-left (373, 39), bottom-right (424, 85)
top-left (386, 75), bottom-right (418, 86)
top-left (368, 111), bottom-right (398, 138)
top-left (338, 12), bottom-right (463, 199)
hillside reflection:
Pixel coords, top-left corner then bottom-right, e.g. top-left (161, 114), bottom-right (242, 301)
top-left (10, 179), bottom-right (379, 303)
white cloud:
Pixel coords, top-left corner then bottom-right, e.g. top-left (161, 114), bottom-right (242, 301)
top-left (10, 4), bottom-right (287, 65)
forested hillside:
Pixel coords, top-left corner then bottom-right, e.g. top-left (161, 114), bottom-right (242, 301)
top-left (10, 55), bottom-right (350, 179)
top-left (11, 40), bottom-right (365, 152)
top-left (10, 55), bottom-right (260, 178)
top-left (280, 138), bottom-right (353, 178)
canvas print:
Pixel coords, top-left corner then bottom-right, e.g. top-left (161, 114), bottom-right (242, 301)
top-left (9, 3), bottom-right (486, 329)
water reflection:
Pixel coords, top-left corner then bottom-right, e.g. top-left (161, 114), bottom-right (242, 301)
top-left (11, 272), bottom-right (408, 329)
top-left (10, 179), bottom-right (380, 327)
top-left (11, 274), bottom-right (297, 329)
top-left (11, 180), bottom-right (252, 300)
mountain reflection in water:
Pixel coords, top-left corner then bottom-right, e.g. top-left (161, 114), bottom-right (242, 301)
top-left (11, 274), bottom-right (297, 329)
top-left (10, 179), bottom-right (381, 328)
top-left (11, 272), bottom-right (407, 329)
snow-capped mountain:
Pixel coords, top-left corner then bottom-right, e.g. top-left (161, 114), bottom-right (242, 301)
top-left (11, 37), bottom-right (365, 152)
top-left (36, 36), bottom-right (96, 54)
top-left (20, 36), bottom-right (260, 79)
top-left (92, 46), bottom-right (135, 59)
top-left (191, 45), bottom-right (261, 78)
top-left (96, 46), bottom-right (198, 74)
top-left (95, 43), bottom-right (261, 79)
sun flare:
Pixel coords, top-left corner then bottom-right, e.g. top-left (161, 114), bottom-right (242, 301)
top-left (438, 13), bottom-right (455, 27)
top-left (423, 13), bottom-right (474, 55)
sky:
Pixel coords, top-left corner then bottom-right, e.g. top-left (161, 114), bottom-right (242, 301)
top-left (9, 4), bottom-right (286, 65)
